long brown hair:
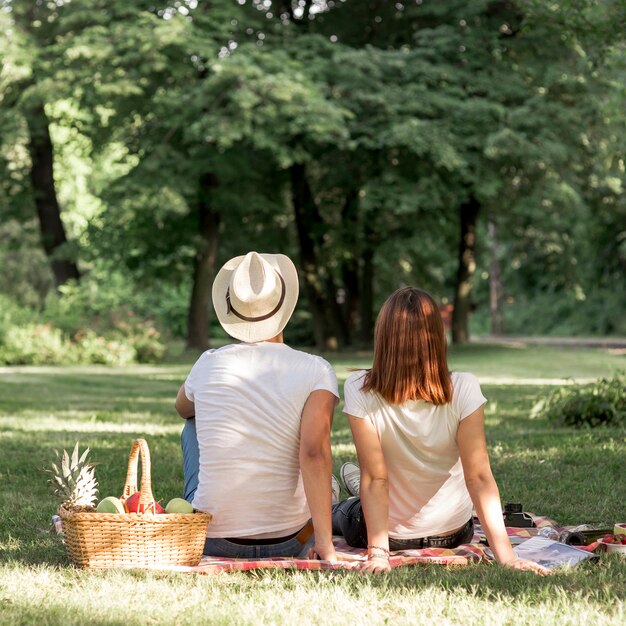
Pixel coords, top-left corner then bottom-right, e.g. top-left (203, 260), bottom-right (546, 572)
top-left (362, 287), bottom-right (452, 405)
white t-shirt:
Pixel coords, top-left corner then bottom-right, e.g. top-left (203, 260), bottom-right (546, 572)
top-left (184, 342), bottom-right (339, 538)
top-left (343, 370), bottom-right (487, 539)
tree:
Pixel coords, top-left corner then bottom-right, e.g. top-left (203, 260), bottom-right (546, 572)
top-left (1, 0), bottom-right (81, 288)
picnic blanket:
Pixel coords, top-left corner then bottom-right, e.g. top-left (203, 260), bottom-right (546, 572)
top-left (154, 513), bottom-right (581, 574)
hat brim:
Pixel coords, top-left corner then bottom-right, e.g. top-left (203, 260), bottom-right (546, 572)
top-left (212, 253), bottom-right (299, 343)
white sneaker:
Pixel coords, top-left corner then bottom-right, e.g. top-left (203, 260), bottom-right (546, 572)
top-left (340, 462), bottom-right (361, 497)
top-left (331, 474), bottom-right (341, 503)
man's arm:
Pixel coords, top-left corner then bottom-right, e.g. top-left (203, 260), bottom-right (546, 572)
top-left (175, 384), bottom-right (195, 419)
top-left (299, 389), bottom-right (337, 562)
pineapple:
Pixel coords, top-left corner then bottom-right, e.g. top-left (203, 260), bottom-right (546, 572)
top-left (46, 443), bottom-right (99, 513)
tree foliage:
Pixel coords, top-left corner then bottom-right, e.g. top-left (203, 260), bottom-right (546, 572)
top-left (0, 0), bottom-right (624, 351)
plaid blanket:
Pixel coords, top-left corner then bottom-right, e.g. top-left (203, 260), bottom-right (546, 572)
top-left (154, 513), bottom-right (578, 574)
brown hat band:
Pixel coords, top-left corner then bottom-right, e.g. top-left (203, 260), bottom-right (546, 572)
top-left (225, 273), bottom-right (286, 323)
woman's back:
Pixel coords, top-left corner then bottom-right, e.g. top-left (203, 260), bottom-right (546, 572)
top-left (344, 370), bottom-right (486, 538)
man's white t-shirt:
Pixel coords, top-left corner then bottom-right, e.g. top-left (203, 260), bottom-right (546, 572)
top-left (344, 370), bottom-right (487, 539)
top-left (184, 342), bottom-right (339, 538)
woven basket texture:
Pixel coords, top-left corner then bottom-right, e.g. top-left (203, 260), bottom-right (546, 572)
top-left (59, 438), bottom-right (211, 569)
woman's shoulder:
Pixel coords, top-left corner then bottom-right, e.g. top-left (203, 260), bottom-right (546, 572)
top-left (450, 371), bottom-right (481, 387)
top-left (345, 369), bottom-right (368, 388)
top-left (450, 371), bottom-right (483, 401)
top-left (450, 371), bottom-right (487, 416)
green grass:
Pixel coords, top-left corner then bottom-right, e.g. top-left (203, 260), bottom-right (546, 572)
top-left (0, 345), bottom-right (625, 625)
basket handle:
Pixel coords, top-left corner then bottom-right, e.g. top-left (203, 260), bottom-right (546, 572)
top-left (120, 438), bottom-right (155, 506)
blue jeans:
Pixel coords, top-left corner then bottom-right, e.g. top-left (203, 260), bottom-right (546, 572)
top-left (181, 418), bottom-right (314, 558)
top-left (332, 497), bottom-right (474, 550)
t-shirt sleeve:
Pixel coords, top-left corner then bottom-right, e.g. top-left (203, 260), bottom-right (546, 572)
top-left (311, 357), bottom-right (340, 401)
top-left (343, 372), bottom-right (369, 419)
top-left (184, 350), bottom-right (214, 402)
top-left (454, 372), bottom-right (487, 420)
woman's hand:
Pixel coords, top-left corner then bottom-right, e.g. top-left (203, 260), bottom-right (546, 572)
top-left (307, 543), bottom-right (337, 562)
top-left (501, 557), bottom-right (552, 575)
top-left (356, 555), bottom-right (391, 573)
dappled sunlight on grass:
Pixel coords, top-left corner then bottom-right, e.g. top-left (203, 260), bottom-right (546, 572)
top-left (1, 560), bottom-right (624, 625)
top-left (0, 416), bottom-right (181, 436)
top-left (479, 376), bottom-right (599, 385)
top-left (0, 345), bottom-right (624, 624)
top-left (449, 344), bottom-right (625, 381)
top-left (330, 442), bottom-right (357, 459)
top-left (0, 365), bottom-right (190, 377)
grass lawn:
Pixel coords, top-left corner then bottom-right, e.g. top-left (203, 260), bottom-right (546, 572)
top-left (0, 344), bottom-right (624, 625)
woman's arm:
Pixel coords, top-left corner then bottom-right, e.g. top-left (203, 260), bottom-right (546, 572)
top-left (348, 414), bottom-right (391, 573)
top-left (457, 406), bottom-right (550, 575)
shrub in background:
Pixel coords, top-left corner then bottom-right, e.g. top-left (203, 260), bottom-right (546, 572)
top-left (73, 330), bottom-right (137, 366)
top-left (0, 295), bottom-right (36, 340)
top-left (534, 372), bottom-right (626, 428)
top-left (0, 279), bottom-right (167, 365)
top-left (470, 288), bottom-right (626, 337)
top-left (43, 275), bottom-right (167, 363)
top-left (0, 323), bottom-right (75, 365)
top-left (108, 313), bottom-right (165, 362)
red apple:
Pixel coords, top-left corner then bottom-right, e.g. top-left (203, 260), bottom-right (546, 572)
top-left (123, 491), bottom-right (165, 514)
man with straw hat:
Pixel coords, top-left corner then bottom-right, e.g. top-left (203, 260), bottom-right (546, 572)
top-left (175, 252), bottom-right (339, 561)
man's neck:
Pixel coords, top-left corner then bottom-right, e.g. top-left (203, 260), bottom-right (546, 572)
top-left (263, 333), bottom-right (284, 344)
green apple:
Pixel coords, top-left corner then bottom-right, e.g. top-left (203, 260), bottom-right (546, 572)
top-left (96, 496), bottom-right (125, 514)
top-left (165, 498), bottom-right (193, 514)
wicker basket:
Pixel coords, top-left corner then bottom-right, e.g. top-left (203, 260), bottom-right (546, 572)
top-left (59, 438), bottom-right (212, 569)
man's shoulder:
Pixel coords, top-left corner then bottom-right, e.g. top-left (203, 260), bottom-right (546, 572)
top-left (281, 345), bottom-right (332, 368)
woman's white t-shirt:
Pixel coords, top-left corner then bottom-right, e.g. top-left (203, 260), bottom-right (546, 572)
top-left (343, 370), bottom-right (487, 539)
top-left (185, 342), bottom-right (339, 538)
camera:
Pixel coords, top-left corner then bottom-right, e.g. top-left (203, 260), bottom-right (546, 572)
top-left (503, 502), bottom-right (535, 528)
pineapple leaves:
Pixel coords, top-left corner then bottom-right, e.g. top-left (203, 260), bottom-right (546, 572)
top-left (45, 442), bottom-right (99, 510)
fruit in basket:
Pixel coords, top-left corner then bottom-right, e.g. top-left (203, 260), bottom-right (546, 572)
top-left (124, 491), bottom-right (165, 514)
top-left (45, 442), bottom-right (99, 512)
top-left (96, 496), bottom-right (125, 514)
top-left (165, 498), bottom-right (194, 514)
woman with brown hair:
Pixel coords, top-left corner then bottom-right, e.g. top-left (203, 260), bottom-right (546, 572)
top-left (331, 287), bottom-right (549, 574)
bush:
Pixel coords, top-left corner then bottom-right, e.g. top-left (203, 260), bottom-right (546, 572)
top-left (0, 295), bottom-right (36, 343)
top-left (107, 313), bottom-right (165, 363)
top-left (0, 292), bottom-right (165, 366)
top-left (0, 324), bottom-right (141, 366)
top-left (43, 277), bottom-right (168, 362)
top-left (73, 330), bottom-right (137, 366)
top-left (0, 323), bottom-right (75, 365)
top-left (534, 372), bottom-right (626, 428)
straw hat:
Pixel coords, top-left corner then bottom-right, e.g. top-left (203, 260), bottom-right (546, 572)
top-left (212, 252), bottom-right (299, 343)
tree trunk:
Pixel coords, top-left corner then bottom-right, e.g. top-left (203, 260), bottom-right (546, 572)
top-left (340, 188), bottom-right (360, 337)
top-left (452, 195), bottom-right (481, 345)
top-left (488, 218), bottom-right (505, 335)
top-left (290, 162), bottom-right (348, 350)
top-left (358, 246), bottom-right (375, 346)
top-left (186, 173), bottom-right (220, 351)
top-left (25, 104), bottom-right (81, 288)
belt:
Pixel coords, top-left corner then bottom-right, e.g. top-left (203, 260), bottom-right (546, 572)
top-left (390, 518), bottom-right (474, 550)
top-left (225, 520), bottom-right (314, 546)
top-left (423, 518), bottom-right (474, 547)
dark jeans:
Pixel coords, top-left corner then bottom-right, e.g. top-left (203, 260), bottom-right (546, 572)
top-left (332, 497), bottom-right (474, 550)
